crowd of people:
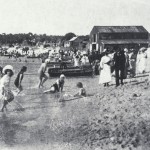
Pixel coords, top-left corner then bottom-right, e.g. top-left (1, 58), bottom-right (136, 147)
top-left (98, 47), bottom-right (148, 87)
top-left (0, 46), bottom-right (149, 112)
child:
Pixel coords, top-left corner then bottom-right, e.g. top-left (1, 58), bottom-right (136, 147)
top-left (14, 66), bottom-right (27, 94)
top-left (0, 65), bottom-right (14, 112)
top-left (44, 74), bottom-right (65, 93)
top-left (38, 59), bottom-right (49, 88)
top-left (74, 82), bottom-right (86, 97)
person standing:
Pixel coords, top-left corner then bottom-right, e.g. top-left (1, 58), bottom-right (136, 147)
top-left (129, 49), bottom-right (137, 77)
top-left (99, 51), bottom-right (112, 87)
top-left (124, 48), bottom-right (130, 79)
top-left (114, 48), bottom-right (126, 87)
top-left (81, 53), bottom-right (89, 65)
top-left (38, 59), bottom-right (49, 88)
top-left (136, 47), bottom-right (147, 74)
top-left (14, 66), bottom-right (27, 94)
top-left (0, 65), bottom-right (14, 112)
top-left (73, 54), bottom-right (80, 67)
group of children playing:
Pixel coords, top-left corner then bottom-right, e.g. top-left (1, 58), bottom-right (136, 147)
top-left (38, 59), bottom-right (87, 96)
top-left (0, 59), bottom-right (87, 112)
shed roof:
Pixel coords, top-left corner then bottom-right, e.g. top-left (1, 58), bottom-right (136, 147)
top-left (69, 37), bottom-right (78, 42)
top-left (101, 39), bottom-right (149, 45)
top-left (93, 26), bottom-right (148, 33)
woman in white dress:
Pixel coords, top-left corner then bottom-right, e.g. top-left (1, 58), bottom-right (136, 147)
top-left (99, 51), bottom-right (112, 87)
top-left (73, 55), bottom-right (80, 67)
top-left (0, 65), bottom-right (14, 112)
top-left (136, 48), bottom-right (147, 74)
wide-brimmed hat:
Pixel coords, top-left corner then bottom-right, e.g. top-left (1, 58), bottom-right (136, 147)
top-left (139, 47), bottom-right (146, 52)
top-left (2, 65), bottom-right (14, 74)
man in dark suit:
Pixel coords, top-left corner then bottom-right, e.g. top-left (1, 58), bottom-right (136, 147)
top-left (114, 48), bottom-right (126, 87)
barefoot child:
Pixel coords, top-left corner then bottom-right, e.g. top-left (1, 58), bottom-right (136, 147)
top-left (74, 82), bottom-right (86, 97)
top-left (38, 59), bottom-right (49, 88)
top-left (44, 74), bottom-right (65, 93)
top-left (14, 66), bottom-right (27, 94)
top-left (59, 82), bottom-right (86, 102)
top-left (0, 65), bottom-right (14, 112)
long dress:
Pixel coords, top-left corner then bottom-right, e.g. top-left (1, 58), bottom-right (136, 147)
top-left (74, 56), bottom-right (80, 67)
top-left (99, 56), bottom-right (111, 84)
top-left (129, 52), bottom-right (137, 77)
top-left (145, 48), bottom-right (150, 72)
top-left (0, 75), bottom-right (14, 101)
top-left (81, 56), bottom-right (89, 65)
top-left (136, 52), bottom-right (147, 74)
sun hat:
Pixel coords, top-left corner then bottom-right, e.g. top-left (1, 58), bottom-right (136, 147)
top-left (124, 48), bottom-right (128, 52)
top-left (139, 47), bottom-right (146, 52)
top-left (60, 74), bottom-right (65, 79)
top-left (2, 65), bottom-right (14, 74)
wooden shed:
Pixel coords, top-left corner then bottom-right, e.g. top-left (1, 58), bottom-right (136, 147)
top-left (90, 26), bottom-right (149, 52)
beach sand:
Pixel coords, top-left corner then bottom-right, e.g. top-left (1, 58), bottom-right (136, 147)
top-left (0, 57), bottom-right (150, 150)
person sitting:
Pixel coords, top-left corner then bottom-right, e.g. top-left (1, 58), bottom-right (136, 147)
top-left (44, 74), bottom-right (65, 93)
top-left (74, 82), bottom-right (86, 97)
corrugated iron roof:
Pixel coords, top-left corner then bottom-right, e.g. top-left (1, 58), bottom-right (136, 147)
top-left (94, 26), bottom-right (148, 33)
top-left (101, 39), bottom-right (149, 44)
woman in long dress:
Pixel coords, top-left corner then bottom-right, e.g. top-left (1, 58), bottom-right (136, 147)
top-left (99, 52), bottom-right (111, 87)
top-left (136, 48), bottom-right (147, 74)
top-left (73, 55), bottom-right (80, 67)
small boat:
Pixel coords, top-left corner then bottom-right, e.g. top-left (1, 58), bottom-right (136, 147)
top-left (48, 65), bottom-right (93, 77)
top-left (47, 61), bottom-right (74, 68)
top-left (27, 56), bottom-right (40, 59)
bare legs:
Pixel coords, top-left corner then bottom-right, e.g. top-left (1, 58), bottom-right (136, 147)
top-left (1, 100), bottom-right (8, 112)
top-left (38, 75), bottom-right (48, 88)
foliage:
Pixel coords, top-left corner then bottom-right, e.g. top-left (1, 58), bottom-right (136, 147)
top-left (0, 33), bottom-right (64, 46)
top-left (63, 32), bottom-right (76, 41)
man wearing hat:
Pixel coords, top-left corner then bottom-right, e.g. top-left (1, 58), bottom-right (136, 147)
top-left (113, 48), bottom-right (126, 87)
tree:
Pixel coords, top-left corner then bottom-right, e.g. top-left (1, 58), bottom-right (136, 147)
top-left (63, 32), bottom-right (76, 41)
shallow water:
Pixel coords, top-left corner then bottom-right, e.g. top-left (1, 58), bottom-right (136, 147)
top-left (0, 57), bottom-right (99, 149)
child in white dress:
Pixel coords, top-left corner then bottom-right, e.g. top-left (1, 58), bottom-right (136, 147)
top-left (0, 65), bottom-right (14, 112)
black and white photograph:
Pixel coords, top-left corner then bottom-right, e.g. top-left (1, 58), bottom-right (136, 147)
top-left (0, 0), bottom-right (150, 149)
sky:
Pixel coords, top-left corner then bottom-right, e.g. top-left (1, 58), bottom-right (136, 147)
top-left (0, 0), bottom-right (150, 35)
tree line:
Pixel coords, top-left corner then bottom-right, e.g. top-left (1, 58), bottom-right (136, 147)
top-left (0, 33), bottom-right (64, 46)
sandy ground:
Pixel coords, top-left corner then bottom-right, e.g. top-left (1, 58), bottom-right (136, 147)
top-left (0, 57), bottom-right (150, 150)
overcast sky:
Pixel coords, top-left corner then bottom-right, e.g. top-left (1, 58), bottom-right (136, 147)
top-left (0, 0), bottom-right (149, 35)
